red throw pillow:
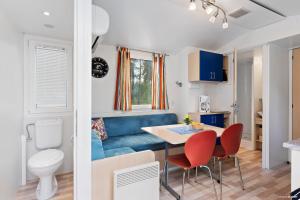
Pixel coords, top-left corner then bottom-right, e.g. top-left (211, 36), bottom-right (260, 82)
top-left (91, 118), bottom-right (108, 141)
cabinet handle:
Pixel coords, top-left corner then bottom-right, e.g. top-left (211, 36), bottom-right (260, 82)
top-left (210, 72), bottom-right (213, 80)
top-left (213, 72), bottom-right (216, 80)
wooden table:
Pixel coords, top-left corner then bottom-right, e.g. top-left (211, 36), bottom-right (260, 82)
top-left (142, 124), bottom-right (224, 200)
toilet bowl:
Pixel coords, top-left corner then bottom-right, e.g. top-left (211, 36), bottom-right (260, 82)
top-left (28, 149), bottom-right (64, 200)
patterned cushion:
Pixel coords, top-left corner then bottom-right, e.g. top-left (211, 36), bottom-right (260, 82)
top-left (92, 118), bottom-right (108, 140)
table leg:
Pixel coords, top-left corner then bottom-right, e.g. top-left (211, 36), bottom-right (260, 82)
top-left (162, 143), bottom-right (181, 200)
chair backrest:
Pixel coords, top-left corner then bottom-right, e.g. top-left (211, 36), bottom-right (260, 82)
top-left (220, 123), bottom-right (243, 156)
top-left (184, 130), bottom-right (217, 168)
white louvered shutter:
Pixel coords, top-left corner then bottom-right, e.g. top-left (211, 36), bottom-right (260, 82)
top-left (35, 46), bottom-right (68, 108)
top-left (28, 40), bottom-right (72, 114)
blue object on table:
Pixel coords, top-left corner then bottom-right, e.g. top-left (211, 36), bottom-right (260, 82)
top-left (168, 127), bottom-right (203, 135)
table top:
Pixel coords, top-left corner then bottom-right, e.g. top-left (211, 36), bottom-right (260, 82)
top-left (283, 138), bottom-right (300, 151)
top-left (142, 124), bottom-right (224, 145)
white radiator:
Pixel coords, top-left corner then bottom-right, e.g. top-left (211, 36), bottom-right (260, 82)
top-left (114, 161), bottom-right (160, 200)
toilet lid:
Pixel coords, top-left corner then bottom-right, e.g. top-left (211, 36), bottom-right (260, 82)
top-left (28, 149), bottom-right (64, 168)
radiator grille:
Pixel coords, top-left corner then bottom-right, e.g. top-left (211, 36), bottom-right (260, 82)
top-left (116, 164), bottom-right (159, 188)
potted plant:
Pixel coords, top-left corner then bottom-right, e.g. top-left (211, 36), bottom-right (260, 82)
top-left (183, 114), bottom-right (193, 130)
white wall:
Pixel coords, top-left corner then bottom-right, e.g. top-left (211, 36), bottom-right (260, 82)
top-left (92, 44), bottom-right (181, 117)
top-left (0, 12), bottom-right (23, 199)
top-left (92, 45), bottom-right (235, 122)
top-left (175, 47), bottom-right (234, 121)
top-left (267, 43), bottom-right (289, 168)
top-left (23, 36), bottom-right (74, 180)
top-left (237, 60), bottom-right (252, 138)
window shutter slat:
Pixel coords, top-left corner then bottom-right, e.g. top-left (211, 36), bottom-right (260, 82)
top-left (35, 46), bottom-right (68, 109)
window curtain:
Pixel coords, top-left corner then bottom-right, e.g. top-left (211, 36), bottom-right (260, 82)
top-left (152, 54), bottom-right (169, 110)
top-left (114, 47), bottom-right (132, 111)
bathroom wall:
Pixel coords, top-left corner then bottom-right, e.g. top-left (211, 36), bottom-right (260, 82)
top-left (0, 12), bottom-right (24, 199)
top-left (23, 36), bottom-right (74, 180)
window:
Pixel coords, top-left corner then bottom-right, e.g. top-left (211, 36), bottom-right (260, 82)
top-left (26, 39), bottom-right (73, 114)
top-left (130, 58), bottom-right (152, 108)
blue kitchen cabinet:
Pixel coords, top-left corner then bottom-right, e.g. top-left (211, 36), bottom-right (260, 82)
top-left (188, 50), bottom-right (224, 82)
top-left (201, 114), bottom-right (224, 128)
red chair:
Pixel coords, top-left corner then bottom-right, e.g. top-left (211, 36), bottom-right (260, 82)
top-left (213, 123), bottom-right (245, 200)
top-left (164, 131), bottom-right (218, 200)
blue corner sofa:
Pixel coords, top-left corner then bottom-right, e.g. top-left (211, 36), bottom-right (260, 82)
top-left (92, 113), bottom-right (178, 161)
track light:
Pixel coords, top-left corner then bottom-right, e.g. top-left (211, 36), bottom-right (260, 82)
top-left (189, 0), bottom-right (228, 29)
top-left (222, 18), bottom-right (229, 29)
top-left (189, 0), bottom-right (197, 11)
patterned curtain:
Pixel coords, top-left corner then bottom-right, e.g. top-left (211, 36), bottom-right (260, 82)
top-left (152, 54), bottom-right (169, 110)
top-left (114, 47), bottom-right (132, 111)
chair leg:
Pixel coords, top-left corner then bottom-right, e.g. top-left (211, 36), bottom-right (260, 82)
top-left (182, 170), bottom-right (186, 199)
top-left (195, 167), bottom-right (198, 183)
top-left (219, 160), bottom-right (222, 200)
top-left (187, 169), bottom-right (190, 183)
top-left (213, 157), bottom-right (216, 174)
top-left (236, 156), bottom-right (245, 190)
top-left (202, 166), bottom-right (218, 200)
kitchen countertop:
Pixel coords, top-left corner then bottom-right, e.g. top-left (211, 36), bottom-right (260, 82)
top-left (283, 138), bottom-right (300, 151)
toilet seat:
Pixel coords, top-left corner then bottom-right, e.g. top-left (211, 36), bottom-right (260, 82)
top-left (29, 149), bottom-right (64, 168)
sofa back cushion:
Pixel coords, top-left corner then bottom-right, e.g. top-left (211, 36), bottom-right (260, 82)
top-left (91, 131), bottom-right (105, 160)
top-left (96, 113), bottom-right (177, 137)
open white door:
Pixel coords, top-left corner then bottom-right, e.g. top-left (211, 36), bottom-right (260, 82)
top-left (74, 0), bottom-right (92, 199)
top-left (232, 49), bottom-right (238, 124)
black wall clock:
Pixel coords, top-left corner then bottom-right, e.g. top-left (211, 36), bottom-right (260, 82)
top-left (92, 57), bottom-right (109, 78)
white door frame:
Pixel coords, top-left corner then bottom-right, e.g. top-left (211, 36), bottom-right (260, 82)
top-left (74, 0), bottom-right (92, 199)
top-left (231, 46), bottom-right (268, 169)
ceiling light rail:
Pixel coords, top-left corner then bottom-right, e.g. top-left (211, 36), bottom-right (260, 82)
top-left (189, 0), bottom-right (228, 29)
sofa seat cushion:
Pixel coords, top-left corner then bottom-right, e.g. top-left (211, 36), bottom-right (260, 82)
top-left (104, 147), bottom-right (135, 158)
top-left (103, 133), bottom-right (165, 151)
top-left (91, 132), bottom-right (105, 161)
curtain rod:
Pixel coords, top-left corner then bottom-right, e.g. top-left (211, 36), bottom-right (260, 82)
top-left (116, 46), bottom-right (170, 57)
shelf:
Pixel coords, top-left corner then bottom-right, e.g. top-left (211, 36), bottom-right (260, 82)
top-left (256, 118), bottom-right (262, 125)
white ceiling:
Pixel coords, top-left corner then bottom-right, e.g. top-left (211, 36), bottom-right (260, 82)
top-left (253, 0), bottom-right (300, 16)
top-left (94, 0), bottom-right (300, 53)
top-left (1, 0), bottom-right (300, 52)
top-left (0, 0), bottom-right (74, 40)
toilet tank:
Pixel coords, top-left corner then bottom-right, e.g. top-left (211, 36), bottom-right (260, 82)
top-left (35, 119), bottom-right (63, 149)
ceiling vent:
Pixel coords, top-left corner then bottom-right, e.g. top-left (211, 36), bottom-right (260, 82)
top-left (229, 8), bottom-right (250, 19)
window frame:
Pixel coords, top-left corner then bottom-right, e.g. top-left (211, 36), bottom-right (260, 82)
top-left (24, 35), bottom-right (73, 115)
top-left (130, 50), bottom-right (153, 110)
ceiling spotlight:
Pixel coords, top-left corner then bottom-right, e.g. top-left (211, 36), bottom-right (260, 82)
top-left (222, 18), bottom-right (229, 29)
top-left (209, 10), bottom-right (218, 23)
top-left (189, 0), bottom-right (197, 11)
top-left (205, 5), bottom-right (214, 15)
top-left (43, 11), bottom-right (51, 16)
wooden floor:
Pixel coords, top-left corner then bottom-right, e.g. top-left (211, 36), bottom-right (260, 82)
top-left (16, 172), bottom-right (73, 200)
top-left (16, 148), bottom-right (291, 200)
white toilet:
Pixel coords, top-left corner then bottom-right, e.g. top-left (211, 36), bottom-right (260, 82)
top-left (28, 119), bottom-right (64, 200)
